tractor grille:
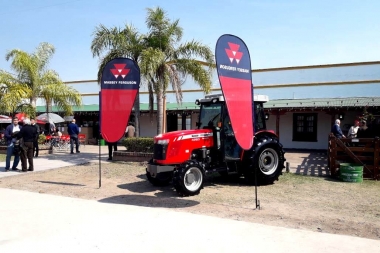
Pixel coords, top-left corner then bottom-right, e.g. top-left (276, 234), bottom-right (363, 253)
top-left (153, 144), bottom-right (168, 160)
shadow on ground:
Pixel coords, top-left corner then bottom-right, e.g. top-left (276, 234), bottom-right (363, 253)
top-left (285, 150), bottom-right (330, 177)
top-left (98, 194), bottom-right (199, 208)
top-left (35, 180), bottom-right (86, 186)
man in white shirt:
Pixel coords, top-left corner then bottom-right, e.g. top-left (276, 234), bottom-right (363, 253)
top-left (347, 120), bottom-right (360, 138)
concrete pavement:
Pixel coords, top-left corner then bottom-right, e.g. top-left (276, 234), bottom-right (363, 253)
top-left (2, 147), bottom-right (379, 252)
top-left (0, 188), bottom-right (379, 253)
top-left (0, 145), bottom-right (111, 178)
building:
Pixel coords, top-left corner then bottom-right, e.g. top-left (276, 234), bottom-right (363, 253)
top-left (36, 61), bottom-right (380, 150)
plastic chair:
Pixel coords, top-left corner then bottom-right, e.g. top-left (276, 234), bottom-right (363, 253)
top-left (78, 134), bottom-right (86, 147)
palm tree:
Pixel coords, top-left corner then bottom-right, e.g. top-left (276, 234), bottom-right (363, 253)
top-left (140, 7), bottom-right (215, 134)
top-left (3, 42), bottom-right (82, 116)
top-left (91, 7), bottom-right (215, 135)
top-left (91, 24), bottom-right (145, 137)
top-left (0, 71), bottom-right (34, 116)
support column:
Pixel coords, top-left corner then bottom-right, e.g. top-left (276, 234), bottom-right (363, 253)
top-left (276, 111), bottom-right (280, 139)
top-left (162, 96), bottom-right (167, 134)
top-left (182, 113), bottom-right (186, 130)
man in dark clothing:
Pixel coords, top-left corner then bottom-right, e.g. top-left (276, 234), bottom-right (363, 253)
top-left (17, 119), bottom-right (37, 172)
top-left (30, 118), bottom-right (40, 157)
top-left (107, 142), bottom-right (117, 161)
top-left (4, 117), bottom-right (22, 171)
top-left (331, 119), bottom-right (345, 139)
top-left (67, 118), bottom-right (80, 154)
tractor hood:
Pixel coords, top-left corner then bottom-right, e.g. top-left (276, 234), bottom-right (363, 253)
top-left (154, 129), bottom-right (213, 144)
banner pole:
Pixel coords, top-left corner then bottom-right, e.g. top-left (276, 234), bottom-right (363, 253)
top-left (99, 132), bottom-right (101, 188)
top-left (99, 91), bottom-right (102, 189)
top-left (254, 161), bottom-right (260, 210)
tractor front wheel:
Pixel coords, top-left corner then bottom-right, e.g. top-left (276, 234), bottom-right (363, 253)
top-left (173, 160), bottom-right (205, 196)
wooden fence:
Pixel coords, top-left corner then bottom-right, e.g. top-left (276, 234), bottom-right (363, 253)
top-left (328, 133), bottom-right (379, 180)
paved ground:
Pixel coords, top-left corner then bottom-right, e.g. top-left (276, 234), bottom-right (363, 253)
top-left (0, 145), bottom-right (110, 178)
top-left (3, 146), bottom-right (378, 252)
top-left (1, 188), bottom-right (379, 253)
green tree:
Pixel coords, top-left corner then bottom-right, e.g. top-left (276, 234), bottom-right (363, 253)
top-left (91, 24), bottom-right (145, 137)
top-left (0, 71), bottom-right (34, 116)
top-left (91, 7), bottom-right (215, 135)
top-left (1, 42), bottom-right (82, 116)
top-left (140, 7), bottom-right (214, 134)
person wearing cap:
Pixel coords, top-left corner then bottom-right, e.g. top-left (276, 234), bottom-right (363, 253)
top-left (67, 118), bottom-right (80, 154)
top-left (347, 120), bottom-right (360, 138)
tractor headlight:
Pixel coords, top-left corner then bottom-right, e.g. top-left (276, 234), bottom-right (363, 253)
top-left (157, 139), bottom-right (169, 145)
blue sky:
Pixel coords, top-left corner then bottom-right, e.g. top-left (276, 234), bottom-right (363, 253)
top-left (1, 0), bottom-right (380, 101)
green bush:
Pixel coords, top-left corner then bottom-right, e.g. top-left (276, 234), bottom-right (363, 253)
top-left (122, 137), bottom-right (154, 152)
top-left (38, 134), bottom-right (46, 144)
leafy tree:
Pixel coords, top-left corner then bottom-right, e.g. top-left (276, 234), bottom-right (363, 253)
top-left (1, 42), bottom-right (82, 116)
top-left (0, 72), bottom-right (34, 116)
top-left (91, 7), bottom-right (215, 135)
top-left (91, 24), bottom-right (145, 136)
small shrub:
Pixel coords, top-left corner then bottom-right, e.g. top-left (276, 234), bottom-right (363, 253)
top-left (38, 134), bottom-right (46, 144)
top-left (122, 137), bottom-right (154, 152)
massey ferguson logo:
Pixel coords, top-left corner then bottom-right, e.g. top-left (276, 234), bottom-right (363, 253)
top-left (110, 64), bottom-right (130, 79)
top-left (225, 42), bottom-right (243, 64)
top-left (104, 63), bottom-right (136, 85)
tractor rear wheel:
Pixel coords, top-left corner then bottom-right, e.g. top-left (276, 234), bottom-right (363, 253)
top-left (173, 160), bottom-right (205, 196)
top-left (244, 136), bottom-right (285, 185)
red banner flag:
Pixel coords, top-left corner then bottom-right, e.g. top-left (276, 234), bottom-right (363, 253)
top-left (100, 58), bottom-right (140, 143)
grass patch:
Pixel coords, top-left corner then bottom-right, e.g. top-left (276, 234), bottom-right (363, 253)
top-left (0, 154), bottom-right (6, 162)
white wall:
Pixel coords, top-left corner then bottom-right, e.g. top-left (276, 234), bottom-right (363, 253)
top-left (278, 111), bottom-right (331, 150)
top-left (139, 114), bottom-right (158, 137)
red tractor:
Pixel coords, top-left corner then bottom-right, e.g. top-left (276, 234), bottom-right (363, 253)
top-left (146, 94), bottom-right (286, 196)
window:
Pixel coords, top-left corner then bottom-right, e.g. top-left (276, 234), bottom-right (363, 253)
top-left (293, 113), bottom-right (317, 142)
top-left (177, 114), bottom-right (191, 130)
top-left (198, 103), bottom-right (222, 128)
top-left (254, 102), bottom-right (266, 131)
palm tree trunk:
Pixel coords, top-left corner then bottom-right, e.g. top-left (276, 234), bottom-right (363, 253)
top-left (134, 90), bottom-right (140, 137)
top-left (156, 91), bottom-right (164, 134)
top-left (30, 97), bottom-right (37, 108)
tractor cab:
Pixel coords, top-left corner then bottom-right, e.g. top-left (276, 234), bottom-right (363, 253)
top-left (195, 94), bottom-right (268, 160)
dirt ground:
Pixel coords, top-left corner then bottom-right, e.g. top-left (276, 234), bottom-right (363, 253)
top-left (0, 161), bottom-right (379, 240)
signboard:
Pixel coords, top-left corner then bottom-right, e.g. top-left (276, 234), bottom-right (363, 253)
top-left (215, 34), bottom-right (254, 150)
top-left (100, 58), bottom-right (140, 143)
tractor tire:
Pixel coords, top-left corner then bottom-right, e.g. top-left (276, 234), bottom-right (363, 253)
top-left (146, 159), bottom-right (172, 186)
top-left (244, 136), bottom-right (285, 185)
top-left (173, 160), bottom-right (205, 197)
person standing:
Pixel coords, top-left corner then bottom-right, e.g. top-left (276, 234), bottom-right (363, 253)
top-left (347, 120), bottom-right (360, 138)
top-left (331, 119), bottom-right (345, 139)
top-left (4, 117), bottom-right (22, 172)
top-left (126, 122), bottom-right (135, 138)
top-left (107, 142), bottom-right (118, 161)
top-left (357, 120), bottom-right (370, 138)
top-left (30, 118), bottom-right (40, 157)
top-left (68, 119), bottom-right (80, 154)
top-left (17, 119), bottom-right (37, 172)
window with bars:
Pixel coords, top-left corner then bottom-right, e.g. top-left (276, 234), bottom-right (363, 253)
top-left (293, 113), bottom-right (318, 142)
